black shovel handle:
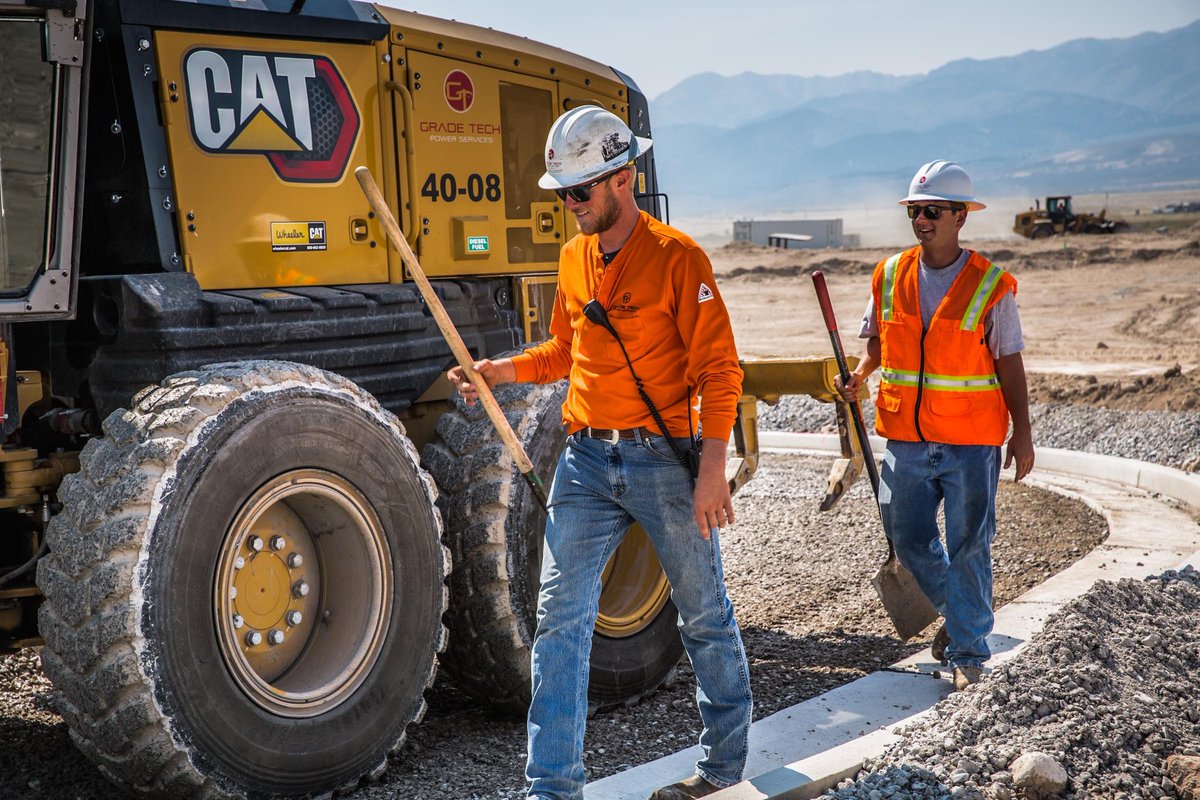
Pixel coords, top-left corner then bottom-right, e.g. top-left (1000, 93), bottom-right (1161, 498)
top-left (812, 270), bottom-right (880, 497)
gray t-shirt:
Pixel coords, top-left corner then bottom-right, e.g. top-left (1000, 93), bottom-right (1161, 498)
top-left (858, 249), bottom-right (1024, 359)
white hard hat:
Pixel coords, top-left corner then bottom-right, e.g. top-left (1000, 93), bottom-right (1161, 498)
top-left (899, 160), bottom-right (986, 211)
top-left (538, 105), bottom-right (652, 190)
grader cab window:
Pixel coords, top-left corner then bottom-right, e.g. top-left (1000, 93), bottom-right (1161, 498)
top-left (0, 17), bottom-right (56, 296)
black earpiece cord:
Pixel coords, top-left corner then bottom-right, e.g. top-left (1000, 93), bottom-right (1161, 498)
top-left (582, 299), bottom-right (699, 479)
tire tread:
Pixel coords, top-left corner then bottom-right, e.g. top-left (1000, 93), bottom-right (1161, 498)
top-left (37, 360), bottom-right (448, 798)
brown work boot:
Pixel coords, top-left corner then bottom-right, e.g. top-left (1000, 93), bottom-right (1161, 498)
top-left (952, 665), bottom-right (983, 691)
top-left (930, 623), bottom-right (949, 664)
top-left (647, 773), bottom-right (721, 799)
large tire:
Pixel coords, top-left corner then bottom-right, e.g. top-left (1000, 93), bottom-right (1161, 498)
top-left (1030, 224), bottom-right (1054, 239)
top-left (36, 361), bottom-right (448, 799)
top-left (423, 381), bottom-right (684, 716)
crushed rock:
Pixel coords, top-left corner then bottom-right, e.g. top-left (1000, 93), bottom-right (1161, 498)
top-left (825, 567), bottom-right (1200, 799)
top-left (758, 394), bottom-right (1200, 473)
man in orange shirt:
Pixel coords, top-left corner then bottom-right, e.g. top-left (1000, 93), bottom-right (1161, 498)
top-left (448, 106), bottom-right (751, 800)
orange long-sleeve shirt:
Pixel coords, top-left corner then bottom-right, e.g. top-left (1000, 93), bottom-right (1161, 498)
top-left (511, 211), bottom-right (743, 442)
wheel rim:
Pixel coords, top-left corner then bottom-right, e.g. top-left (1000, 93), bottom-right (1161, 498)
top-left (215, 469), bottom-right (392, 718)
top-left (595, 524), bottom-right (671, 638)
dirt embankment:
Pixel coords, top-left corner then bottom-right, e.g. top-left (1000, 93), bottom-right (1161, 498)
top-left (1027, 365), bottom-right (1200, 412)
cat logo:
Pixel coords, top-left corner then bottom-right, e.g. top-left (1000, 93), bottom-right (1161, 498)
top-left (184, 48), bottom-right (359, 183)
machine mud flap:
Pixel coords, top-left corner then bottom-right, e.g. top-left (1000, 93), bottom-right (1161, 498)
top-left (872, 540), bottom-right (938, 641)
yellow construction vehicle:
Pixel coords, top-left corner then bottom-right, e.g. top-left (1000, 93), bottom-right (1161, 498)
top-left (0, 1), bottom-right (863, 796)
top-left (1013, 195), bottom-right (1127, 238)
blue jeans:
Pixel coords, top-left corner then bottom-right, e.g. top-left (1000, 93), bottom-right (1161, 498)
top-left (878, 441), bottom-right (999, 670)
top-left (526, 432), bottom-right (752, 800)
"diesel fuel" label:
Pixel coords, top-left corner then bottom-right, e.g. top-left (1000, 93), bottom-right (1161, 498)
top-left (271, 221), bottom-right (327, 252)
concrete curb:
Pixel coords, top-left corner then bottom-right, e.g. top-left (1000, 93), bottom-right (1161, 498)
top-left (585, 435), bottom-right (1200, 800)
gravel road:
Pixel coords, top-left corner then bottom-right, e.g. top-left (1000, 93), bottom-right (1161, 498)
top-left (8, 396), bottom-right (1185, 799)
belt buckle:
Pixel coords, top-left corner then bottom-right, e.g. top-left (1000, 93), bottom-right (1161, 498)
top-left (605, 428), bottom-right (620, 444)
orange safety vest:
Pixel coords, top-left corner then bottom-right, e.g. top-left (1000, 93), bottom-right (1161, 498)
top-left (871, 246), bottom-right (1017, 446)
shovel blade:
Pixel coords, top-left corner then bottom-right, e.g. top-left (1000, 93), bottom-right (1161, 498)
top-left (872, 551), bottom-right (939, 641)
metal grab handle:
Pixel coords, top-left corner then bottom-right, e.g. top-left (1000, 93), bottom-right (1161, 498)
top-left (383, 80), bottom-right (420, 249)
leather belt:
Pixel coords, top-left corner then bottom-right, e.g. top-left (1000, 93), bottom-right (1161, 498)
top-left (577, 426), bottom-right (658, 444)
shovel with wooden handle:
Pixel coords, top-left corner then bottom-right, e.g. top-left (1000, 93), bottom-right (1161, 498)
top-left (811, 270), bottom-right (938, 641)
top-left (355, 166), bottom-right (549, 509)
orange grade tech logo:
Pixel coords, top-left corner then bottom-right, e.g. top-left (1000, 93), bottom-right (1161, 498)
top-left (444, 70), bottom-right (474, 113)
top-left (183, 48), bottom-right (359, 182)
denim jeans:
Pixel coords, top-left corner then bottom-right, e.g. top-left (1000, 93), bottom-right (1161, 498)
top-left (878, 440), bottom-right (1000, 670)
top-left (526, 432), bottom-right (752, 800)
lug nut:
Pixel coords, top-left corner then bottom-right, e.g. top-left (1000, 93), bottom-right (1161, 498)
top-left (288, 553), bottom-right (304, 568)
top-left (268, 629), bottom-right (285, 646)
top-left (286, 610), bottom-right (303, 626)
top-left (234, 556), bottom-right (245, 570)
top-left (270, 535), bottom-right (286, 551)
top-left (229, 586), bottom-right (237, 599)
top-left (232, 614), bottom-right (244, 629)
top-left (293, 581), bottom-right (310, 598)
top-left (246, 535), bottom-right (264, 552)
top-left (245, 631), bottom-right (263, 646)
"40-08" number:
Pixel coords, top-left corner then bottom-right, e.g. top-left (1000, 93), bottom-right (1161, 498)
top-left (421, 172), bottom-right (501, 203)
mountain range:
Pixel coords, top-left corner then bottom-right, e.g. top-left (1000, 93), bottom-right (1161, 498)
top-left (647, 21), bottom-right (1200, 217)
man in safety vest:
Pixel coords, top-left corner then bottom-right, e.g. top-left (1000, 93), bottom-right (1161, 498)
top-left (837, 160), bottom-right (1035, 691)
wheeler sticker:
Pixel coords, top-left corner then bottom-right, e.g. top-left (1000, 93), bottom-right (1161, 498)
top-left (184, 48), bottom-right (359, 182)
top-left (466, 236), bottom-right (489, 253)
top-left (444, 69), bottom-right (474, 113)
top-left (271, 221), bottom-right (327, 252)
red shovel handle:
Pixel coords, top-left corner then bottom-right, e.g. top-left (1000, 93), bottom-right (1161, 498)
top-left (812, 270), bottom-right (839, 334)
top-left (811, 269), bottom-right (881, 497)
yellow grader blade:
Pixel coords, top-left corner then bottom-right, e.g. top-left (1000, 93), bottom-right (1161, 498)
top-left (731, 356), bottom-right (867, 509)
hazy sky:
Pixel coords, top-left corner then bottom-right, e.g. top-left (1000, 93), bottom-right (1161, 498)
top-left (378, 1), bottom-right (1200, 98)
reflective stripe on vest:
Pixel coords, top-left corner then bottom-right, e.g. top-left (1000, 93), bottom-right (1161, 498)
top-left (961, 264), bottom-right (1005, 330)
top-left (880, 367), bottom-right (1000, 392)
top-left (879, 253), bottom-right (902, 322)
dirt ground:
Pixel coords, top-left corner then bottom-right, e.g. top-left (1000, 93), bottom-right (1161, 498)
top-left (711, 223), bottom-right (1200, 412)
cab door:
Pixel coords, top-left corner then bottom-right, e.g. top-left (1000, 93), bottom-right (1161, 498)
top-left (396, 51), bottom-right (563, 277)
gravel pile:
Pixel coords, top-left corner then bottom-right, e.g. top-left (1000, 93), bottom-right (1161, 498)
top-left (758, 395), bottom-right (1200, 471)
top-left (1028, 404), bottom-right (1200, 470)
top-left (824, 567), bottom-right (1200, 800)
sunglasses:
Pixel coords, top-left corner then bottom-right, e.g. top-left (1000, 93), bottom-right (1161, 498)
top-left (906, 203), bottom-right (964, 220)
top-left (554, 165), bottom-right (630, 203)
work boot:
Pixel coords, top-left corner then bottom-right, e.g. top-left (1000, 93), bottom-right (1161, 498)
top-left (647, 774), bottom-right (721, 799)
top-left (952, 665), bottom-right (983, 691)
top-left (930, 623), bottom-right (949, 664)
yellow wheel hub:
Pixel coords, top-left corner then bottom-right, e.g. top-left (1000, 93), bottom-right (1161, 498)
top-left (215, 470), bottom-right (391, 717)
top-left (595, 524), bottom-right (671, 638)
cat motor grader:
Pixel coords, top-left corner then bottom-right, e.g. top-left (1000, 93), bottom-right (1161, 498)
top-left (0, 0), bottom-right (864, 796)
